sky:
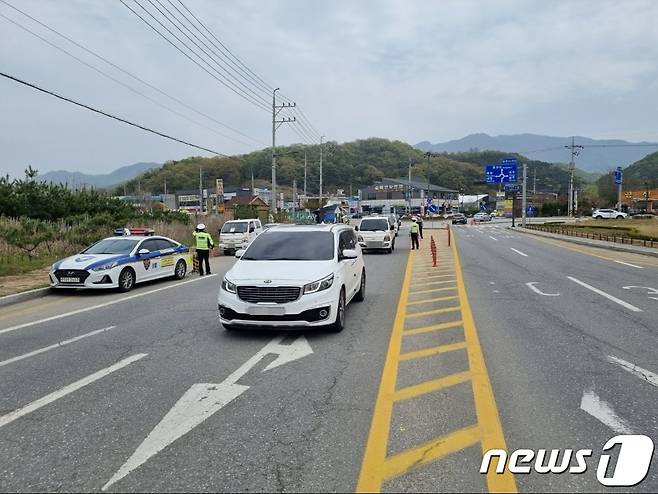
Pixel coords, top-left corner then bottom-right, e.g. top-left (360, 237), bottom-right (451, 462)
top-left (2, 0), bottom-right (658, 178)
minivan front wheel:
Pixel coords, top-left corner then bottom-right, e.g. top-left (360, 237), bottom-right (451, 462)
top-left (355, 269), bottom-right (366, 302)
top-left (329, 288), bottom-right (346, 333)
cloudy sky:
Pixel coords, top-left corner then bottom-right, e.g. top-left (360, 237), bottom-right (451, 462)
top-left (2, 0), bottom-right (658, 178)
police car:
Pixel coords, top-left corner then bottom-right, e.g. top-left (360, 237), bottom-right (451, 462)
top-left (49, 235), bottom-right (192, 292)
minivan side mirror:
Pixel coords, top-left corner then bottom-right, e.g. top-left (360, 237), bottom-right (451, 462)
top-left (390, 225), bottom-right (395, 231)
top-left (137, 248), bottom-right (150, 256)
top-left (354, 225), bottom-right (359, 231)
top-left (249, 226), bottom-right (255, 233)
top-left (342, 249), bottom-right (358, 259)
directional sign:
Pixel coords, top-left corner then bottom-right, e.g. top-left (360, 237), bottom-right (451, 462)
top-left (428, 204), bottom-right (438, 213)
top-left (504, 184), bottom-right (520, 192)
top-left (103, 336), bottom-right (313, 490)
top-left (486, 160), bottom-right (518, 184)
top-left (614, 166), bottom-right (623, 185)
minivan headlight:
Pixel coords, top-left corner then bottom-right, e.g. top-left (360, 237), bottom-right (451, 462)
top-left (303, 274), bottom-right (334, 294)
top-left (222, 278), bottom-right (237, 293)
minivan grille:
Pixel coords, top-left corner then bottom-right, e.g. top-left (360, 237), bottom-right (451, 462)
top-left (237, 286), bottom-right (301, 304)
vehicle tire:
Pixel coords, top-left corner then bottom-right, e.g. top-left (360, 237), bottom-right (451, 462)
top-left (595, 215), bottom-right (603, 219)
top-left (117, 268), bottom-right (135, 292)
top-left (616, 215), bottom-right (624, 219)
top-left (328, 288), bottom-right (346, 333)
top-left (354, 269), bottom-right (366, 302)
top-left (174, 259), bottom-right (187, 280)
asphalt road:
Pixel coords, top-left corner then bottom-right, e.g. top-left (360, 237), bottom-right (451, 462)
top-left (0, 223), bottom-right (656, 492)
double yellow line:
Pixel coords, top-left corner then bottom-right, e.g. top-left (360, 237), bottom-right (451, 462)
top-left (356, 235), bottom-right (516, 493)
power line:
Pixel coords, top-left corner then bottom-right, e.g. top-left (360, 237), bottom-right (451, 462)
top-left (0, 71), bottom-right (225, 156)
top-left (0, 11), bottom-right (262, 150)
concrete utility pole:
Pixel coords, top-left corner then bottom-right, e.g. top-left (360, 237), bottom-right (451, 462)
top-left (408, 157), bottom-right (412, 214)
top-left (522, 163), bottom-right (527, 227)
top-left (198, 166), bottom-right (203, 214)
top-left (303, 151), bottom-right (307, 199)
top-left (319, 135), bottom-right (325, 207)
top-left (271, 88), bottom-right (296, 213)
top-left (292, 178), bottom-right (297, 216)
top-left (565, 136), bottom-right (583, 217)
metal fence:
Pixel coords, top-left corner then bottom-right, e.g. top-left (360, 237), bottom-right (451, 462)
top-left (524, 224), bottom-right (657, 249)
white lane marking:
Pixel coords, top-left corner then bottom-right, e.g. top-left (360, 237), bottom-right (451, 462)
top-left (580, 389), bottom-right (633, 434)
top-left (622, 286), bottom-right (658, 301)
top-left (510, 248), bottom-right (528, 257)
top-left (489, 236), bottom-right (498, 241)
top-left (614, 260), bottom-right (643, 269)
top-left (607, 356), bottom-right (658, 388)
top-left (0, 353), bottom-right (147, 429)
top-left (103, 336), bottom-right (312, 490)
top-left (0, 274), bottom-right (218, 337)
top-left (0, 326), bottom-right (116, 369)
top-left (568, 277), bottom-right (642, 312)
top-left (525, 282), bottom-right (560, 297)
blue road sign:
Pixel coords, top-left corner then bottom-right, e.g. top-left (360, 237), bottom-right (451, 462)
top-left (486, 160), bottom-right (518, 184)
top-left (504, 184), bottom-right (520, 191)
top-left (614, 166), bottom-right (623, 185)
top-left (428, 204), bottom-right (438, 213)
top-left (527, 206), bottom-right (535, 217)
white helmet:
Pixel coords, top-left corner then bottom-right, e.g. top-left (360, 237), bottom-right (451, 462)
top-left (197, 223), bottom-right (206, 230)
top-left (411, 216), bottom-right (417, 222)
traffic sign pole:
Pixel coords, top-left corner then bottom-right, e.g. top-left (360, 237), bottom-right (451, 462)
top-left (522, 163), bottom-right (527, 227)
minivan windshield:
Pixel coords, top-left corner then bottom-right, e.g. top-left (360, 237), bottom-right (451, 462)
top-left (221, 222), bottom-right (248, 233)
top-left (81, 238), bottom-right (139, 255)
top-left (360, 219), bottom-right (389, 231)
top-left (241, 231), bottom-right (334, 260)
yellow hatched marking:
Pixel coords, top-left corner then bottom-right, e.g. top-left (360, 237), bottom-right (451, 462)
top-left (405, 306), bottom-right (460, 319)
top-left (411, 273), bottom-right (457, 280)
top-left (410, 279), bottom-right (456, 288)
top-left (402, 320), bottom-right (463, 336)
top-left (381, 425), bottom-right (481, 480)
top-left (406, 295), bottom-right (459, 306)
top-left (408, 286), bottom-right (457, 295)
top-left (393, 371), bottom-right (471, 401)
top-left (398, 341), bottom-right (467, 361)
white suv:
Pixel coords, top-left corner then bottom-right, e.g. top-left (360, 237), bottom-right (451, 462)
top-left (218, 224), bottom-right (365, 332)
top-left (357, 216), bottom-right (396, 253)
top-left (592, 209), bottom-right (627, 219)
top-left (219, 219), bottom-right (263, 255)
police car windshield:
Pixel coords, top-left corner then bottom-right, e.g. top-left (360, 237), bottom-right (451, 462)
top-left (221, 222), bottom-right (248, 233)
top-left (360, 219), bottom-right (389, 231)
top-left (82, 239), bottom-right (139, 255)
top-left (241, 232), bottom-right (334, 260)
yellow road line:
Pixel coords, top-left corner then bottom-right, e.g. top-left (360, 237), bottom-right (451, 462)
top-left (381, 425), bottom-right (481, 480)
top-left (405, 306), bottom-right (460, 319)
top-left (408, 286), bottom-right (457, 295)
top-left (398, 341), bottom-right (467, 362)
top-left (406, 295), bottom-right (459, 306)
top-left (393, 371), bottom-right (471, 401)
top-left (452, 235), bottom-right (517, 493)
top-left (402, 320), bottom-right (463, 336)
top-left (357, 250), bottom-right (414, 493)
top-left (411, 273), bottom-right (457, 280)
top-left (409, 279), bottom-right (457, 288)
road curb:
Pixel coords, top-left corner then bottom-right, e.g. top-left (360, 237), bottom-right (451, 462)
top-left (510, 226), bottom-right (658, 258)
top-left (0, 287), bottom-right (51, 309)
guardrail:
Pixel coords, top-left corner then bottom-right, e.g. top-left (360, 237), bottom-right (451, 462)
top-left (524, 224), bottom-right (657, 249)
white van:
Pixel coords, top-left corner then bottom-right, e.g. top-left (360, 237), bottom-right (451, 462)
top-left (356, 216), bottom-right (396, 253)
top-left (219, 219), bottom-right (263, 255)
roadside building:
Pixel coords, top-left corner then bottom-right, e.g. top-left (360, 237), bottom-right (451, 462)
top-left (359, 176), bottom-right (458, 215)
top-left (223, 195), bottom-right (269, 221)
top-left (623, 187), bottom-right (656, 213)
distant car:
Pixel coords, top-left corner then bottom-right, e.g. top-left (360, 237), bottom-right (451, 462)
top-left (49, 235), bottom-right (190, 292)
top-left (452, 213), bottom-right (467, 224)
top-left (218, 224), bottom-right (365, 332)
top-left (592, 209), bottom-right (627, 219)
top-left (387, 215), bottom-right (399, 237)
top-left (473, 212), bottom-right (492, 222)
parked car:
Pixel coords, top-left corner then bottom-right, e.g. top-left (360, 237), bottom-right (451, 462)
top-left (356, 216), bottom-right (396, 253)
top-left (219, 219), bottom-right (263, 255)
top-left (218, 224), bottom-right (365, 332)
top-left (473, 212), bottom-right (492, 222)
top-left (452, 213), bottom-right (467, 224)
top-left (592, 209), bottom-right (628, 219)
top-left (387, 214), bottom-right (399, 237)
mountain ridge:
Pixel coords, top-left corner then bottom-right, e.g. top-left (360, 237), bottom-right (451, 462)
top-left (38, 162), bottom-right (161, 189)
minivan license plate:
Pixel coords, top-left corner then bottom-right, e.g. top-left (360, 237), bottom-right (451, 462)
top-left (247, 306), bottom-right (285, 316)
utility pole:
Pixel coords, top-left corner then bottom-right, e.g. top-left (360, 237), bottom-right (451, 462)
top-left (198, 166), bottom-right (203, 215)
top-left (408, 157), bottom-right (412, 214)
top-left (271, 88), bottom-right (296, 213)
top-left (303, 150), bottom-right (307, 199)
top-left (292, 178), bottom-right (297, 217)
top-left (251, 164), bottom-right (254, 195)
top-left (522, 163), bottom-right (528, 227)
top-left (319, 135), bottom-right (325, 207)
top-left (533, 167), bottom-right (536, 195)
top-left (565, 136), bottom-right (583, 217)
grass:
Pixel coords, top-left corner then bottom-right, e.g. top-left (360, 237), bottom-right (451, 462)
top-left (0, 255), bottom-right (56, 277)
top-left (538, 218), bottom-right (658, 241)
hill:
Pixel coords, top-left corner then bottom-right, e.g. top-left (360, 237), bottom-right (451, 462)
top-left (416, 133), bottom-right (658, 172)
top-left (596, 150), bottom-right (658, 203)
top-left (118, 138), bottom-right (592, 198)
top-left (38, 162), bottom-right (160, 189)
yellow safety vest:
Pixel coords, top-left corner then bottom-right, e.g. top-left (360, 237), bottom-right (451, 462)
top-left (193, 231), bottom-right (214, 250)
top-left (410, 223), bottom-right (419, 234)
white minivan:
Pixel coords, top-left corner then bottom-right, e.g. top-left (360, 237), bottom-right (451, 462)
top-left (219, 219), bottom-right (263, 255)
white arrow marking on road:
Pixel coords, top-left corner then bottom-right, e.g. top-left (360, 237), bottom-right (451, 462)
top-left (607, 356), bottom-right (658, 388)
top-left (580, 389), bottom-right (633, 434)
top-left (622, 286), bottom-right (658, 301)
top-left (102, 335), bottom-right (312, 491)
top-left (525, 282), bottom-right (559, 297)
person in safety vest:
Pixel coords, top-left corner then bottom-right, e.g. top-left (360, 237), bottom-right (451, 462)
top-left (193, 223), bottom-right (214, 276)
top-left (409, 217), bottom-right (420, 250)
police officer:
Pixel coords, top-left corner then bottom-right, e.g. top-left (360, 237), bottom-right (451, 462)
top-left (410, 217), bottom-right (420, 250)
top-left (193, 223), bottom-right (214, 276)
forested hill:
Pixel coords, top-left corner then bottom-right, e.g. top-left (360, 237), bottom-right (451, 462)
top-left (117, 138), bottom-right (592, 196)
